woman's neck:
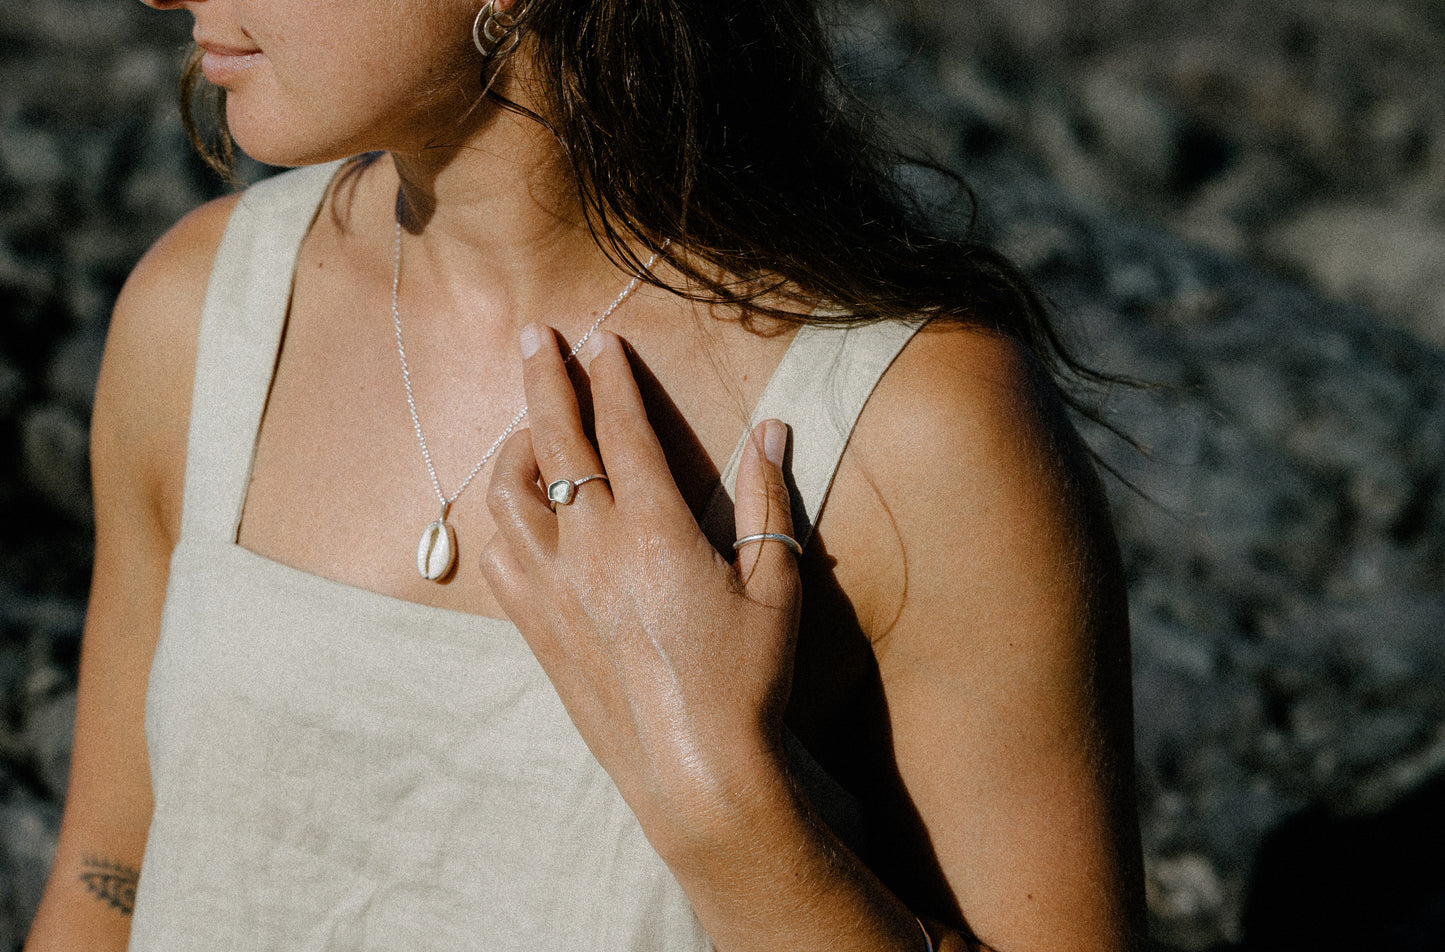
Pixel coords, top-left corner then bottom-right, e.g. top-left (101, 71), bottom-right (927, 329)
top-left (373, 82), bottom-right (644, 343)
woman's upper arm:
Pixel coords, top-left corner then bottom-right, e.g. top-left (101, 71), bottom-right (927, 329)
top-left (25, 195), bottom-right (237, 949)
top-left (837, 325), bottom-right (1144, 951)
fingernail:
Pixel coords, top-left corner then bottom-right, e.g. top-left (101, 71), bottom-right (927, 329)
top-left (762, 419), bottom-right (787, 467)
top-left (519, 323), bottom-right (541, 358)
top-left (582, 329), bottom-right (606, 361)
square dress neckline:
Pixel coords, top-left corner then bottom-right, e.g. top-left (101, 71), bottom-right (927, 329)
top-left (206, 161), bottom-right (820, 627)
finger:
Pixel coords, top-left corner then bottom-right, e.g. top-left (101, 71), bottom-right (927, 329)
top-left (519, 323), bottom-right (611, 510)
top-left (732, 418), bottom-right (801, 607)
top-left (583, 330), bottom-right (691, 521)
top-left (487, 428), bottom-right (557, 558)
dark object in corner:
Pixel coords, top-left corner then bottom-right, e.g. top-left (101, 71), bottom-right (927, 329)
top-left (1240, 771), bottom-right (1445, 951)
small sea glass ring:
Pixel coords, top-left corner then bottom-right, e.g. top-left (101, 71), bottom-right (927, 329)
top-left (547, 474), bottom-right (609, 509)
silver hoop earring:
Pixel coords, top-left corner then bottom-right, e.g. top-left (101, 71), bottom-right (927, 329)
top-left (473, 1), bottom-right (520, 59)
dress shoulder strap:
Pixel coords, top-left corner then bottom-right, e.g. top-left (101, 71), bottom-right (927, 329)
top-left (699, 318), bottom-right (923, 550)
top-left (179, 161), bottom-right (342, 541)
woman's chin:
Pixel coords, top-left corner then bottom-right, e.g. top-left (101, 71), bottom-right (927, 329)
top-left (226, 115), bottom-right (359, 170)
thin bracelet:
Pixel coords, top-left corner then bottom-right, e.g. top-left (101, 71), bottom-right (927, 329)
top-left (915, 915), bottom-right (936, 952)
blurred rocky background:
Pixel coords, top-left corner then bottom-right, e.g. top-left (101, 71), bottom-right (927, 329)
top-left (2, 0), bottom-right (1443, 948)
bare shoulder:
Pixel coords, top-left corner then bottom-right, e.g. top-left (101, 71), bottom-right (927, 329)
top-left (113, 192), bottom-right (239, 328)
top-left (822, 322), bottom-right (1142, 949)
top-left (94, 193), bottom-right (240, 541)
top-left (829, 321), bottom-right (1125, 653)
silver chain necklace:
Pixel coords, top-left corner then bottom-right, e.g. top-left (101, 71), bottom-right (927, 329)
top-left (392, 219), bottom-right (665, 581)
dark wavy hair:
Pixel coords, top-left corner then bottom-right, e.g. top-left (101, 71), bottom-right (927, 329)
top-left (182, 0), bottom-right (1131, 432)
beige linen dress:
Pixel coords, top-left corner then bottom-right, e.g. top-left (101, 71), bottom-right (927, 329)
top-left (127, 162), bottom-right (920, 951)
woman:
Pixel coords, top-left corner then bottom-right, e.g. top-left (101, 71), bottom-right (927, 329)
top-left (26, 0), bottom-right (1143, 949)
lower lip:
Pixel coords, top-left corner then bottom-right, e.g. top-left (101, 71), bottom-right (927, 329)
top-left (200, 49), bottom-right (265, 85)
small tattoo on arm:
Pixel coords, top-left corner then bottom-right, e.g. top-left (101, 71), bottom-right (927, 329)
top-left (79, 855), bottom-right (139, 916)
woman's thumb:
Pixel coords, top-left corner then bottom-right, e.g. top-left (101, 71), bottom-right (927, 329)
top-left (732, 419), bottom-right (801, 606)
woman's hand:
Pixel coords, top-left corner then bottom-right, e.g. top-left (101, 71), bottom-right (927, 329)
top-left (480, 324), bottom-right (802, 843)
top-left (480, 324), bottom-right (936, 952)
top-left (479, 322), bottom-right (1143, 952)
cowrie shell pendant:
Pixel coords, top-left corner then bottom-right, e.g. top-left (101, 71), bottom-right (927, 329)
top-left (416, 519), bottom-right (457, 581)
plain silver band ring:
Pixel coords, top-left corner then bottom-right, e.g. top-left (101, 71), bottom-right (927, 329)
top-left (732, 532), bottom-right (803, 557)
top-left (547, 474), bottom-right (608, 508)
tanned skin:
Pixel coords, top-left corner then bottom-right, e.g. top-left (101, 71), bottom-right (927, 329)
top-left (26, 0), bottom-right (1143, 946)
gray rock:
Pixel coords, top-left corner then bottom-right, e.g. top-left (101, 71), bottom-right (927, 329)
top-left (45, 331), bottom-right (105, 414)
top-left (0, 790), bottom-right (61, 952)
top-left (20, 404), bottom-right (93, 526)
top-left (21, 690), bottom-right (74, 804)
top-left (0, 125), bottom-right (66, 192)
top-left (1146, 852), bottom-right (1234, 947)
top-left (1263, 204), bottom-right (1445, 347)
top-left (0, 359), bottom-right (23, 421)
top-left (1075, 73), bottom-right (1186, 192)
top-left (965, 155), bottom-right (1445, 947)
